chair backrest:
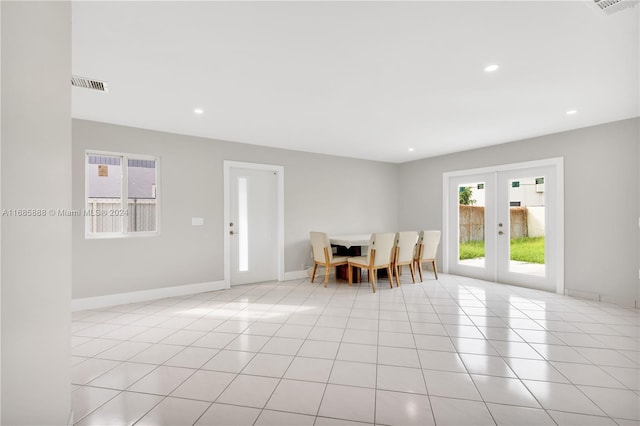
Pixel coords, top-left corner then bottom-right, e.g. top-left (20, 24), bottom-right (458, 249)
top-left (369, 232), bottom-right (396, 267)
top-left (418, 230), bottom-right (441, 260)
top-left (395, 231), bottom-right (418, 263)
top-left (310, 232), bottom-right (332, 263)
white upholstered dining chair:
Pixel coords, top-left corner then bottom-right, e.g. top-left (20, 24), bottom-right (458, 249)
top-left (414, 230), bottom-right (441, 281)
top-left (347, 232), bottom-right (396, 293)
top-left (310, 232), bottom-right (349, 287)
top-left (393, 231), bottom-right (419, 286)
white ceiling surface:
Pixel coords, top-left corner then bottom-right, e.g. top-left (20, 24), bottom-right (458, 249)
top-left (72, 1), bottom-right (639, 163)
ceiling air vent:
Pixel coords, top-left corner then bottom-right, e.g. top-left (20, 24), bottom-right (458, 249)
top-left (593, 0), bottom-right (636, 14)
top-left (71, 75), bottom-right (109, 93)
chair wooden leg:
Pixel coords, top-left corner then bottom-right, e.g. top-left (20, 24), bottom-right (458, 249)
top-left (348, 264), bottom-right (352, 285)
top-left (370, 268), bottom-right (376, 293)
top-left (311, 263), bottom-right (318, 283)
top-left (324, 265), bottom-right (330, 286)
top-left (409, 262), bottom-right (416, 283)
top-left (432, 260), bottom-right (438, 280)
top-left (392, 247), bottom-right (399, 287)
top-left (417, 260), bottom-right (424, 282)
top-left (387, 264), bottom-right (400, 288)
top-left (390, 265), bottom-right (395, 288)
top-left (394, 264), bottom-right (400, 287)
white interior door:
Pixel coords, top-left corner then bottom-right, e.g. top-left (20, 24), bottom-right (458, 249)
top-left (445, 159), bottom-right (563, 293)
top-left (229, 167), bottom-right (278, 285)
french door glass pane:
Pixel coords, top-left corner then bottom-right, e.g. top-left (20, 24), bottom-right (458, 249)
top-left (458, 182), bottom-right (486, 267)
top-left (508, 176), bottom-right (545, 277)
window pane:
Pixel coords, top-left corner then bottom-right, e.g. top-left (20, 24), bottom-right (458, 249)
top-left (508, 176), bottom-right (545, 277)
top-left (127, 158), bottom-right (157, 232)
top-left (458, 182), bottom-right (485, 267)
top-left (87, 154), bottom-right (123, 233)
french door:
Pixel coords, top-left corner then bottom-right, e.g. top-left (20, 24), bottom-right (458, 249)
top-left (444, 159), bottom-right (564, 293)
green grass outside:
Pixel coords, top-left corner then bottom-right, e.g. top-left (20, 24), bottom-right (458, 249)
top-left (459, 240), bottom-right (486, 260)
top-left (460, 236), bottom-right (545, 264)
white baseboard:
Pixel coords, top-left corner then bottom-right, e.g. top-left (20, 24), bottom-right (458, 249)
top-left (72, 280), bottom-right (228, 311)
top-left (564, 288), bottom-right (638, 309)
top-left (283, 270), bottom-right (309, 281)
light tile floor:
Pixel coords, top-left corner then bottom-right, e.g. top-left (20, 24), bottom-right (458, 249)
top-left (71, 273), bottom-right (640, 425)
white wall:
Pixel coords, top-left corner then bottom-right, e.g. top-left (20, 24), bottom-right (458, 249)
top-left (1, 3), bottom-right (3, 419)
top-left (1, 1), bottom-right (72, 423)
top-left (399, 118), bottom-right (640, 306)
top-left (527, 206), bottom-right (545, 238)
top-left (72, 120), bottom-right (399, 299)
top-left (73, 118), bottom-right (640, 307)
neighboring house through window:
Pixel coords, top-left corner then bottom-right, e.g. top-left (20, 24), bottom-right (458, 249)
top-left (86, 152), bottom-right (159, 237)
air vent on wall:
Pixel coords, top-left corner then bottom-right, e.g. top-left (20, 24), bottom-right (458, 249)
top-left (71, 75), bottom-right (109, 93)
top-left (593, 0), bottom-right (636, 14)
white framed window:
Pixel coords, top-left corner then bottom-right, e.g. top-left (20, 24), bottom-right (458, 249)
top-left (85, 151), bottom-right (160, 238)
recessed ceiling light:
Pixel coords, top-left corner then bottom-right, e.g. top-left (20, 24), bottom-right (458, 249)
top-left (566, 109), bottom-right (577, 115)
top-left (408, 148), bottom-right (415, 152)
top-left (194, 108), bottom-right (204, 115)
top-left (484, 64), bottom-right (499, 73)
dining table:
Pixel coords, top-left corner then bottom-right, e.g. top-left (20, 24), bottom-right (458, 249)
top-left (328, 234), bottom-right (371, 281)
top-left (328, 233), bottom-right (371, 250)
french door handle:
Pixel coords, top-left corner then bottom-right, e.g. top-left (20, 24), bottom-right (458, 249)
top-left (498, 231), bottom-right (504, 235)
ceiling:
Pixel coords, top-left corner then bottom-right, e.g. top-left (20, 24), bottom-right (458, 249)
top-left (72, 1), bottom-right (639, 163)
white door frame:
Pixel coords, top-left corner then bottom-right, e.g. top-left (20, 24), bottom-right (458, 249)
top-left (442, 157), bottom-right (565, 294)
top-left (224, 160), bottom-right (285, 286)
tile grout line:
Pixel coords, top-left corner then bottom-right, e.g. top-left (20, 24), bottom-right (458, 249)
top-left (70, 275), bottom-right (640, 425)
